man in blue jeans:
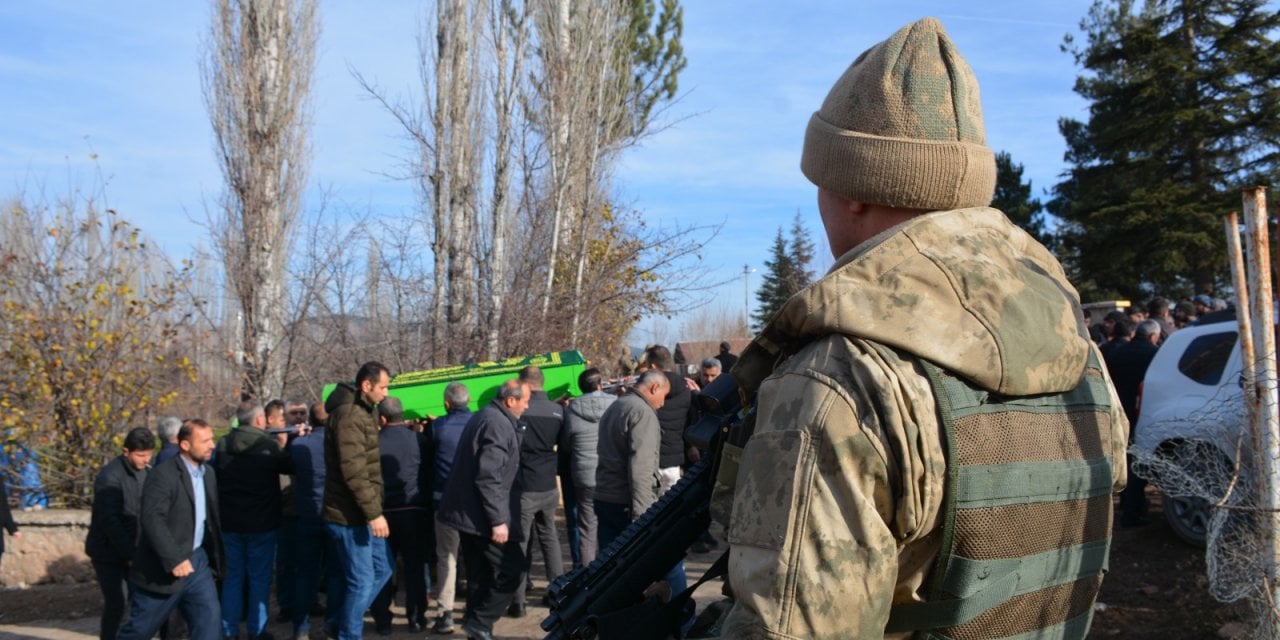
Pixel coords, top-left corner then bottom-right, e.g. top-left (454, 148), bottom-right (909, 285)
top-left (215, 402), bottom-right (293, 640)
top-left (324, 362), bottom-right (393, 640)
top-left (117, 420), bottom-right (224, 640)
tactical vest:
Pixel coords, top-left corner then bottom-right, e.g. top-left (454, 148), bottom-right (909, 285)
top-left (886, 350), bottom-right (1115, 640)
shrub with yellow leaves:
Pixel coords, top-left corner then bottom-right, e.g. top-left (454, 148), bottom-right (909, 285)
top-left (0, 192), bottom-right (196, 507)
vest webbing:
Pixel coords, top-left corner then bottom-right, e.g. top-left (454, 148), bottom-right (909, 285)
top-left (885, 349), bottom-right (1115, 640)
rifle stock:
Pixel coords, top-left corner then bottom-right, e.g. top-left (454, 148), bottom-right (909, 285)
top-left (540, 374), bottom-right (745, 640)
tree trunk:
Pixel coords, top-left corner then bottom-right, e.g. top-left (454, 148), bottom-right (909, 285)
top-left (202, 0), bottom-right (316, 400)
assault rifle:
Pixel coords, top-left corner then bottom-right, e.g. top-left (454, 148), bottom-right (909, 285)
top-left (540, 373), bottom-right (752, 640)
top-left (600, 375), bottom-right (639, 394)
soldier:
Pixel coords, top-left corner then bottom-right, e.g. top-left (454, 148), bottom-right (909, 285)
top-left (712, 17), bottom-right (1128, 639)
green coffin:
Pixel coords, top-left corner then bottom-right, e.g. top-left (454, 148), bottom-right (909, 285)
top-left (321, 350), bottom-right (587, 421)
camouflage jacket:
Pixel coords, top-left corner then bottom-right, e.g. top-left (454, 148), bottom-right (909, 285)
top-left (718, 207), bottom-right (1129, 639)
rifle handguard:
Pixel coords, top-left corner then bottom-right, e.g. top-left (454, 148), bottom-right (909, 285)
top-left (540, 374), bottom-right (750, 640)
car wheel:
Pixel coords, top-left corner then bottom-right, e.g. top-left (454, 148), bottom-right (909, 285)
top-left (1152, 439), bottom-right (1237, 548)
top-left (1162, 492), bottom-right (1210, 547)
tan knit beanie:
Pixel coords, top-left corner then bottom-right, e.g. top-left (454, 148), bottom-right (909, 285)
top-left (801, 17), bottom-right (995, 210)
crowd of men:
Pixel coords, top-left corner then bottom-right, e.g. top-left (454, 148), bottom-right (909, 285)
top-left (82, 343), bottom-right (735, 640)
top-left (1090, 294), bottom-right (1233, 527)
top-left (15, 14), bottom-right (1212, 637)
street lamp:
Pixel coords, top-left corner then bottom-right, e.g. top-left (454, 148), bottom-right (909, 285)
top-left (742, 264), bottom-right (756, 332)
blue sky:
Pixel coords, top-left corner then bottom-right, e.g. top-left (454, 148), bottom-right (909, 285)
top-left (0, 1), bottom-right (1093, 344)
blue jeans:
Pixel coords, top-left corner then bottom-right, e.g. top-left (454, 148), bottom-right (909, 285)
top-left (293, 518), bottom-right (341, 635)
top-left (560, 473), bottom-right (581, 568)
top-left (326, 522), bottom-right (392, 640)
top-left (221, 530), bottom-right (278, 638)
top-left (116, 548), bottom-right (221, 640)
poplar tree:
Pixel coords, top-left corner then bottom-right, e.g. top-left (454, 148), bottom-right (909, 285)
top-left (202, 0), bottom-right (318, 399)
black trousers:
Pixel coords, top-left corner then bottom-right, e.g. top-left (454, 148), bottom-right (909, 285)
top-left (93, 560), bottom-right (129, 640)
top-left (276, 515), bottom-right (298, 617)
top-left (371, 509), bottom-right (430, 625)
top-left (1119, 453), bottom-right (1150, 523)
top-left (458, 531), bottom-right (526, 635)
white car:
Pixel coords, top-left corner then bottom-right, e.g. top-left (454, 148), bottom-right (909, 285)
top-left (1131, 318), bottom-right (1248, 546)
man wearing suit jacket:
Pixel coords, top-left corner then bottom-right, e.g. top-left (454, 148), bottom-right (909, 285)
top-left (116, 419), bottom-right (224, 640)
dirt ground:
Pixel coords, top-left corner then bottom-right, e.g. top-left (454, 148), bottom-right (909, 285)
top-left (1087, 488), bottom-right (1252, 639)
top-left (0, 487), bottom-right (1256, 639)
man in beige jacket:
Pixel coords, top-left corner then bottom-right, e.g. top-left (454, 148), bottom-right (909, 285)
top-left (715, 17), bottom-right (1129, 640)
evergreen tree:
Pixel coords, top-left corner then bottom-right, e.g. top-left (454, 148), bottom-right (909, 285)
top-left (1049, 0), bottom-right (1280, 300)
top-left (753, 214), bottom-right (817, 330)
top-left (787, 210), bottom-right (816, 292)
top-left (752, 229), bottom-right (795, 330)
top-left (993, 151), bottom-right (1051, 248)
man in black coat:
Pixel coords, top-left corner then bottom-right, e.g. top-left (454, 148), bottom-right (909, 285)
top-left (436, 379), bottom-right (530, 640)
top-left (371, 396), bottom-right (434, 634)
top-left (287, 402), bottom-right (340, 640)
top-left (214, 402), bottom-right (292, 640)
top-left (1108, 318), bottom-right (1162, 527)
top-left (117, 419), bottom-right (223, 640)
top-left (642, 345), bottom-right (697, 494)
top-left (1109, 319), bottom-right (1160, 424)
top-left (716, 340), bottom-right (738, 372)
top-left (510, 366), bottom-right (564, 616)
top-left (86, 427), bottom-right (156, 640)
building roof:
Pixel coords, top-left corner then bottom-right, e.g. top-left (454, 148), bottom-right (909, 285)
top-left (672, 338), bottom-right (752, 366)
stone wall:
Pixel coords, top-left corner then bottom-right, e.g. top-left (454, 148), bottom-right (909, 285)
top-left (0, 509), bottom-right (93, 587)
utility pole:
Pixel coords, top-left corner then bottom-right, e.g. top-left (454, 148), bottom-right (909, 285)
top-left (742, 263), bottom-right (755, 332)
